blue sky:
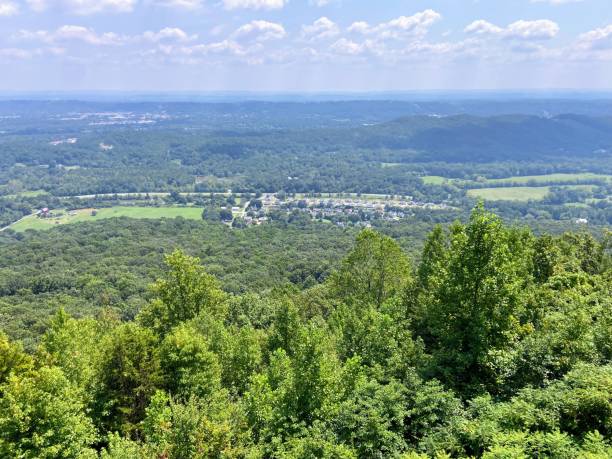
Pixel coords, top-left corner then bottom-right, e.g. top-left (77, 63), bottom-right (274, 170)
top-left (0, 0), bottom-right (611, 91)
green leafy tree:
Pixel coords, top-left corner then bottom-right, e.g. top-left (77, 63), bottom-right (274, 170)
top-left (0, 332), bottom-right (33, 386)
top-left (0, 367), bottom-right (97, 458)
top-left (427, 205), bottom-right (532, 395)
top-left (37, 308), bottom-right (104, 392)
top-left (95, 323), bottom-right (162, 437)
top-left (334, 376), bottom-right (408, 457)
top-left (159, 324), bottom-right (222, 400)
top-left (143, 391), bottom-right (253, 458)
top-left (139, 250), bottom-right (227, 336)
top-left (330, 229), bottom-right (412, 307)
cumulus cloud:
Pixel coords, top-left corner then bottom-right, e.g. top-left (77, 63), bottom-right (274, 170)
top-left (142, 27), bottom-right (196, 42)
top-left (464, 20), bottom-right (503, 36)
top-left (0, 1), bottom-right (18, 15)
top-left (330, 38), bottom-right (367, 55)
top-left (577, 24), bottom-right (612, 50)
top-left (302, 17), bottom-right (339, 41)
top-left (18, 25), bottom-right (127, 45)
top-left (531, 0), bottom-right (583, 4)
top-left (232, 20), bottom-right (286, 42)
top-left (465, 19), bottom-right (559, 40)
top-left (155, 0), bottom-right (203, 9)
top-left (223, 0), bottom-right (286, 10)
top-left (159, 40), bottom-right (246, 57)
top-left (347, 9), bottom-right (441, 40)
top-left (26, 0), bottom-right (137, 14)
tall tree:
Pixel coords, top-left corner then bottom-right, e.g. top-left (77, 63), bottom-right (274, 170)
top-left (331, 229), bottom-right (412, 307)
top-left (428, 205), bottom-right (531, 394)
top-left (95, 323), bottom-right (162, 437)
top-left (139, 250), bottom-right (227, 336)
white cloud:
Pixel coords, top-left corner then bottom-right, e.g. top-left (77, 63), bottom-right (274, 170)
top-left (142, 27), bottom-right (196, 42)
top-left (17, 25), bottom-right (195, 47)
top-left (348, 9), bottom-right (441, 40)
top-left (506, 20), bottom-right (560, 40)
top-left (465, 19), bottom-right (559, 40)
top-left (232, 20), bottom-right (286, 42)
top-left (531, 0), bottom-right (583, 4)
top-left (190, 40), bottom-right (245, 55)
top-left (577, 24), bottom-right (612, 50)
top-left (309, 0), bottom-right (330, 6)
top-left (155, 0), bottom-right (203, 9)
top-left (26, 0), bottom-right (137, 14)
top-left (464, 20), bottom-right (503, 36)
top-left (223, 0), bottom-right (286, 10)
top-left (347, 21), bottom-right (369, 34)
top-left (0, 1), bottom-right (18, 16)
top-left (302, 17), bottom-right (339, 41)
top-left (330, 38), bottom-right (366, 55)
top-left (163, 40), bottom-right (246, 56)
top-left (18, 25), bottom-right (126, 45)
top-left (0, 46), bottom-right (66, 59)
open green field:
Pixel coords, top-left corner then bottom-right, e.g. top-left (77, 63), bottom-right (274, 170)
top-left (467, 185), bottom-right (596, 202)
top-left (422, 176), bottom-right (449, 185)
top-left (486, 173), bottom-right (611, 185)
top-left (422, 173), bottom-right (611, 187)
top-left (9, 206), bottom-right (204, 232)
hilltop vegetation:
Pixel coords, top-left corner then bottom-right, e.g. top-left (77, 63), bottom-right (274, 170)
top-left (0, 206), bottom-right (610, 458)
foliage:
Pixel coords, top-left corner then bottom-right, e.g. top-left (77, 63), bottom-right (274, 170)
top-left (0, 366), bottom-right (97, 458)
top-left (0, 206), bottom-right (609, 457)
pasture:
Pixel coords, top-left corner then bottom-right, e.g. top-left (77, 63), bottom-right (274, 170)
top-left (467, 185), bottom-right (597, 202)
top-left (9, 206), bottom-right (204, 232)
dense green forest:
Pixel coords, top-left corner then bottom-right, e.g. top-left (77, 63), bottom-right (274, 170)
top-left (1, 206), bottom-right (610, 458)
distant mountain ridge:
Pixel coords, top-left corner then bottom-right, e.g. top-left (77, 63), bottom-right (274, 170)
top-left (357, 114), bottom-right (612, 162)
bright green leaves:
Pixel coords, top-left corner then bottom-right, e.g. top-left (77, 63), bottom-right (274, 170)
top-left (159, 324), bottom-right (222, 400)
top-left (330, 228), bottom-right (412, 308)
top-left (0, 332), bottom-right (33, 386)
top-left (139, 250), bottom-right (227, 337)
top-left (425, 205), bottom-right (532, 395)
top-left (0, 367), bottom-right (97, 459)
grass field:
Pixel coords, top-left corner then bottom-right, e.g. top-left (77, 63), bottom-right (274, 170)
top-left (467, 185), bottom-right (597, 202)
top-left (422, 176), bottom-right (449, 185)
top-left (485, 173), bottom-right (611, 185)
top-left (10, 206), bottom-right (204, 232)
top-left (422, 173), bottom-right (611, 187)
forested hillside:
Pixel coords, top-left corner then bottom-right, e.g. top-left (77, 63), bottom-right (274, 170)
top-left (1, 206), bottom-right (610, 458)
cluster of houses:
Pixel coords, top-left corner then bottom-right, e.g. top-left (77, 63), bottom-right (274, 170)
top-left (241, 193), bottom-right (451, 226)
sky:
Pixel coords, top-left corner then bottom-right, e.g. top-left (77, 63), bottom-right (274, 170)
top-left (0, 0), bottom-right (611, 92)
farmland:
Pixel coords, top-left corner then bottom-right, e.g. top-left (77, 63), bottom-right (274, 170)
top-left (422, 172), bottom-right (611, 187)
top-left (8, 206), bottom-right (205, 232)
top-left (485, 173), bottom-right (611, 186)
top-left (467, 185), bottom-right (597, 202)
